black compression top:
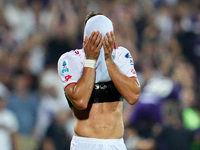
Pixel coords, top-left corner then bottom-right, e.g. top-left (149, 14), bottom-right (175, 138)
top-left (66, 81), bottom-right (122, 108)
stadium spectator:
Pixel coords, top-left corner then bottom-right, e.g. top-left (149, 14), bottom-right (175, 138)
top-left (0, 82), bottom-right (19, 150)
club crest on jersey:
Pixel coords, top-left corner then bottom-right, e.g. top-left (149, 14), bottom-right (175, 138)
top-left (61, 60), bottom-right (69, 73)
top-left (125, 53), bottom-right (134, 65)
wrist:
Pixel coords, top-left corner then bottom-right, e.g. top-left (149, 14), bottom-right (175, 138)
top-left (84, 59), bottom-right (96, 68)
top-left (106, 58), bottom-right (115, 69)
top-left (105, 58), bottom-right (114, 64)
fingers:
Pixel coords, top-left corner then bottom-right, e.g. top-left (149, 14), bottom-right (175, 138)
top-left (103, 31), bottom-right (114, 49)
top-left (83, 36), bottom-right (88, 45)
top-left (87, 31), bottom-right (114, 50)
top-left (87, 31), bottom-right (102, 47)
top-left (102, 40), bottom-right (107, 51)
top-left (88, 31), bottom-right (96, 42)
top-left (95, 33), bottom-right (102, 48)
top-left (106, 31), bottom-right (114, 44)
top-left (103, 36), bottom-right (108, 50)
top-left (92, 31), bottom-right (99, 45)
top-left (97, 38), bottom-right (103, 50)
top-left (88, 31), bottom-right (100, 44)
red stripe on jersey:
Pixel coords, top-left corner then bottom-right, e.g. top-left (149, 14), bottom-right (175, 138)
top-left (130, 76), bottom-right (137, 78)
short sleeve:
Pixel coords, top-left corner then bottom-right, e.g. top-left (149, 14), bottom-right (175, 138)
top-left (114, 47), bottom-right (137, 78)
top-left (57, 52), bottom-right (83, 89)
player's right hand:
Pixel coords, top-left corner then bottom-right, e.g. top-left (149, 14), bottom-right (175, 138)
top-left (83, 31), bottom-right (103, 60)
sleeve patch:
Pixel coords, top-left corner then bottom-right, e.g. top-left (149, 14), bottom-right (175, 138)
top-left (61, 60), bottom-right (69, 73)
top-left (65, 75), bottom-right (72, 82)
top-left (125, 52), bottom-right (134, 65)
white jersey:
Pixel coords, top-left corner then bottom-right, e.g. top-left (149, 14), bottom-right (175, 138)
top-left (57, 46), bottom-right (137, 89)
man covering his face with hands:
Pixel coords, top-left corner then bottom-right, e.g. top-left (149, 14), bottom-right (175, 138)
top-left (58, 12), bottom-right (140, 150)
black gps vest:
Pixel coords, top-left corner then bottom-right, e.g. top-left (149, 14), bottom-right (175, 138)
top-left (66, 81), bottom-right (122, 108)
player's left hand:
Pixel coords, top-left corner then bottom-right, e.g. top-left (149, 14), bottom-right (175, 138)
top-left (103, 31), bottom-right (114, 62)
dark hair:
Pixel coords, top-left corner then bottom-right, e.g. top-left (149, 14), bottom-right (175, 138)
top-left (84, 11), bottom-right (103, 24)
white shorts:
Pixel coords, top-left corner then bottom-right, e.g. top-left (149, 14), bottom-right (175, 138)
top-left (70, 135), bottom-right (127, 150)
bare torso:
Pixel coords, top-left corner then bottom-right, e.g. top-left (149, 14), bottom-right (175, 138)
top-left (71, 101), bottom-right (124, 139)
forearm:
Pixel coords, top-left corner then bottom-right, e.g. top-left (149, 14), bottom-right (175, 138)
top-left (63, 31), bottom-right (102, 110)
top-left (65, 67), bottom-right (95, 110)
top-left (11, 132), bottom-right (19, 150)
top-left (106, 60), bottom-right (140, 104)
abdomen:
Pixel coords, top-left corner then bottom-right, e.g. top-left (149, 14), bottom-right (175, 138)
top-left (72, 102), bottom-right (124, 139)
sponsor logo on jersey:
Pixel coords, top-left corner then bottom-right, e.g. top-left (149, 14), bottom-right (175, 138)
top-left (94, 84), bottom-right (107, 90)
top-left (61, 60), bottom-right (69, 73)
top-left (125, 53), bottom-right (134, 65)
top-left (65, 75), bottom-right (72, 82)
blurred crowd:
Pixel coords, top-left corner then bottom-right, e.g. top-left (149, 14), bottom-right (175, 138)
top-left (0, 0), bottom-right (200, 150)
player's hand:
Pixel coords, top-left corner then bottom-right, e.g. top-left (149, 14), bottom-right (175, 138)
top-left (103, 31), bottom-right (114, 62)
top-left (83, 31), bottom-right (103, 60)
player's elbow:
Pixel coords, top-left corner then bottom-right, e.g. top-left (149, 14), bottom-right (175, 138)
top-left (127, 93), bottom-right (140, 105)
top-left (67, 93), bottom-right (89, 110)
top-left (73, 99), bottom-right (88, 110)
top-left (126, 77), bottom-right (141, 105)
top-left (127, 89), bottom-right (141, 105)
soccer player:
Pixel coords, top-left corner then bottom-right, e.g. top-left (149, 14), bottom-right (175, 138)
top-left (57, 12), bottom-right (141, 150)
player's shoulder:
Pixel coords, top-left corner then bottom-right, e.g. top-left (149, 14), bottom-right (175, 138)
top-left (116, 46), bottom-right (130, 53)
top-left (114, 46), bottom-right (131, 58)
top-left (58, 48), bottom-right (85, 63)
top-left (117, 46), bottom-right (129, 51)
